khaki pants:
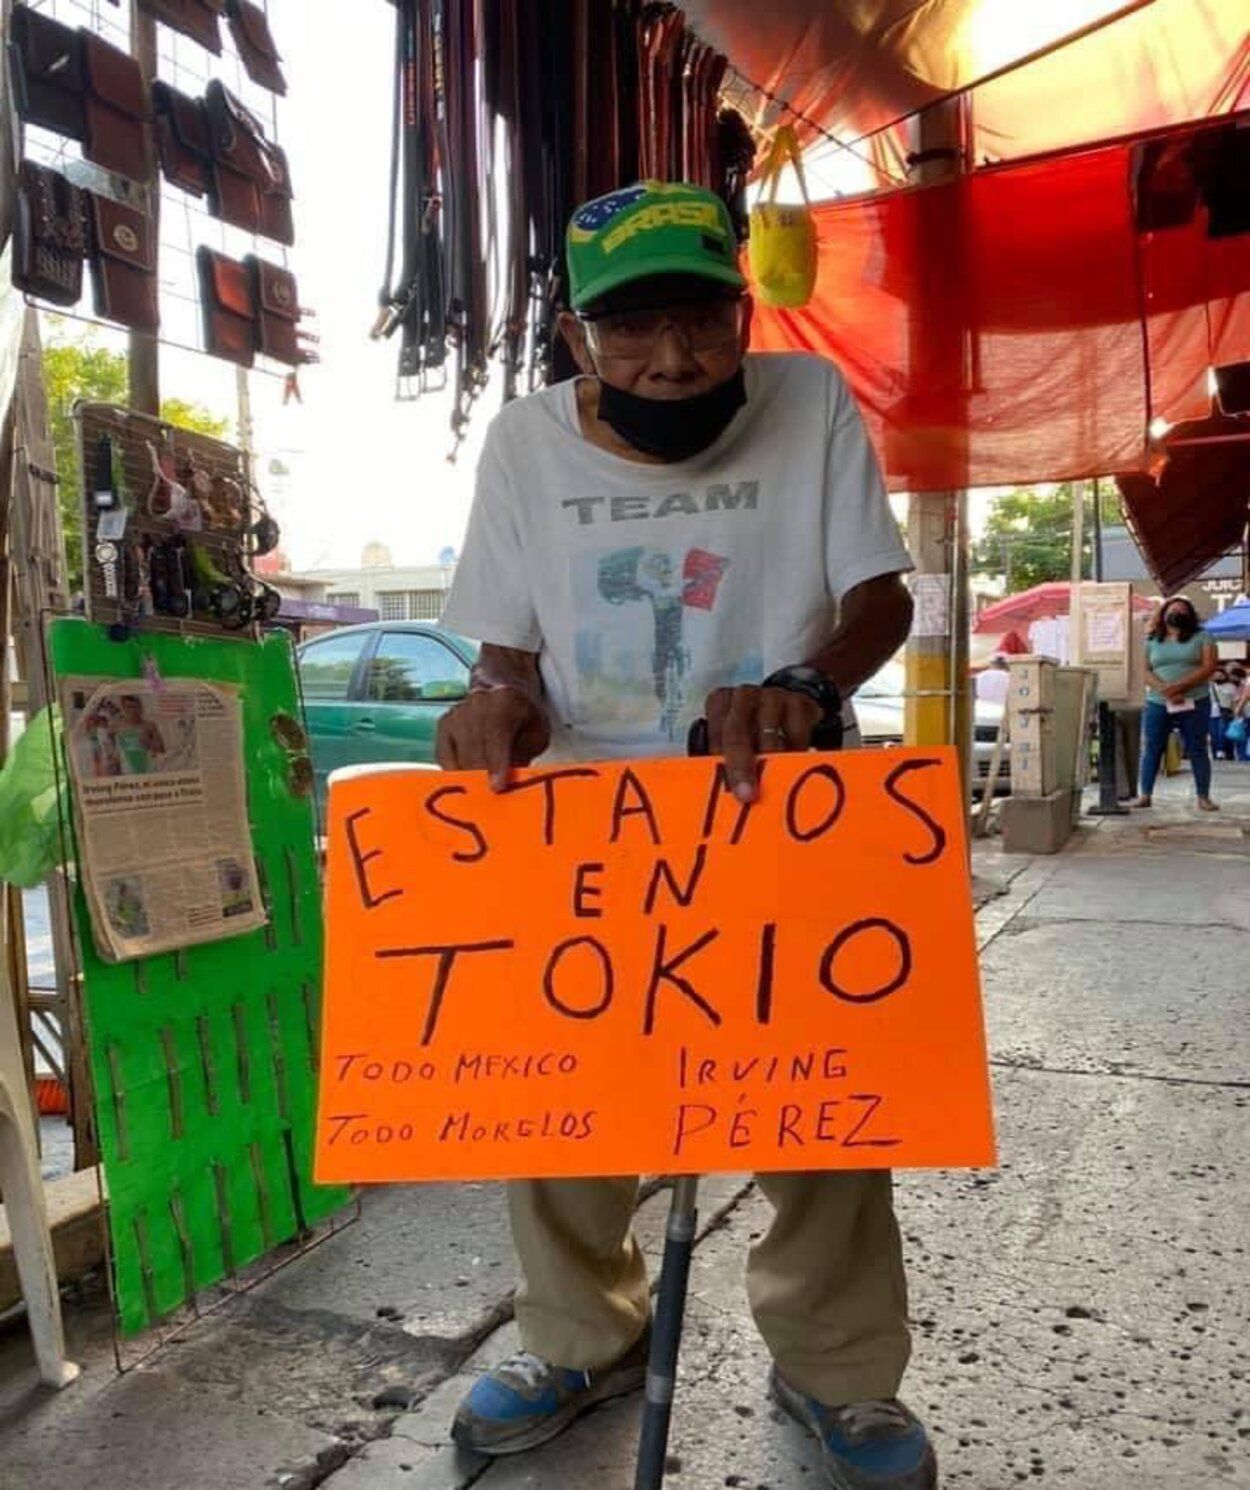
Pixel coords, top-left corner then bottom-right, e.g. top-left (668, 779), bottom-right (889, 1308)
top-left (508, 1170), bottom-right (911, 1405)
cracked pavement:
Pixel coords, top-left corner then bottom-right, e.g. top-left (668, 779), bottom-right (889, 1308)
top-left (0, 767), bottom-right (1247, 1488)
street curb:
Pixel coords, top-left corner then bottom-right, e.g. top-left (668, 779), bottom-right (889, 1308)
top-left (321, 1179), bottom-right (754, 1486)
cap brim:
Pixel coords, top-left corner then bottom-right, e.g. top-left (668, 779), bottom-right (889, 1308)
top-left (573, 256), bottom-right (747, 312)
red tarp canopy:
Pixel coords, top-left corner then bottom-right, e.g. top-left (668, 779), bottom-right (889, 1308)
top-left (974, 582), bottom-right (1156, 633)
top-left (749, 112), bottom-right (1250, 494)
top-left (693, 0), bottom-right (1250, 585)
top-left (683, 0), bottom-right (1249, 176)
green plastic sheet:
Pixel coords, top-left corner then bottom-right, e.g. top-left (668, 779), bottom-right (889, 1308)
top-left (48, 620), bottom-right (349, 1335)
top-left (0, 705), bottom-right (65, 889)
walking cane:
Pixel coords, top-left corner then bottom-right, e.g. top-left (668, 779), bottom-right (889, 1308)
top-left (634, 1171), bottom-right (700, 1490)
top-left (633, 719), bottom-right (711, 1490)
top-left (633, 708), bottom-right (846, 1490)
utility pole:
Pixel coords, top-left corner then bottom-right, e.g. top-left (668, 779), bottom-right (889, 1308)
top-left (128, 7), bottom-right (160, 414)
top-left (236, 365), bottom-right (256, 477)
top-left (904, 98), bottom-right (972, 794)
top-left (1089, 475), bottom-right (1128, 816)
top-left (1070, 481), bottom-right (1085, 587)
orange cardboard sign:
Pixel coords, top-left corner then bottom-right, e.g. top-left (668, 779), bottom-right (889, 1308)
top-left (315, 750), bottom-right (995, 1183)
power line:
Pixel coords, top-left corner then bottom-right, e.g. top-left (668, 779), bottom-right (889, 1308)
top-left (721, 63), bottom-right (908, 189)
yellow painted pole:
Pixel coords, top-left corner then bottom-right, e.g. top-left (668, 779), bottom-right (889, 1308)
top-left (904, 99), bottom-right (971, 791)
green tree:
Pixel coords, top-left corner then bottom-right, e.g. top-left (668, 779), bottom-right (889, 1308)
top-left (972, 482), bottom-right (1123, 592)
top-left (43, 334), bottom-right (231, 593)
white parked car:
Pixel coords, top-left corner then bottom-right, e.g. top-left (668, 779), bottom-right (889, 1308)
top-left (853, 661), bottom-right (1011, 796)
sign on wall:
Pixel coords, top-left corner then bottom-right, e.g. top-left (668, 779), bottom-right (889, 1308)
top-left (1072, 582), bottom-right (1135, 705)
top-left (316, 751), bottom-right (996, 1182)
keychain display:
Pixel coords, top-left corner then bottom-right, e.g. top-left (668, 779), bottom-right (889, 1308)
top-left (77, 403), bottom-right (282, 641)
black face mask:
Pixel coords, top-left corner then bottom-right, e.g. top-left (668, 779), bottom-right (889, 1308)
top-left (1166, 611), bottom-right (1190, 630)
top-left (597, 367), bottom-right (746, 462)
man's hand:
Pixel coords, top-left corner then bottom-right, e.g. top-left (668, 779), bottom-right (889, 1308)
top-left (706, 685), bottom-right (821, 803)
top-left (435, 645), bottom-right (550, 790)
top-left (435, 687), bottom-right (551, 790)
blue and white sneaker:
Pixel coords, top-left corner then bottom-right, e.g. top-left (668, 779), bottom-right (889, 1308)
top-left (451, 1330), bottom-right (650, 1456)
top-left (772, 1368), bottom-right (938, 1489)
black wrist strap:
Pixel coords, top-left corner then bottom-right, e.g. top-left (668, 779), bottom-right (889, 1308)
top-left (761, 667), bottom-right (842, 718)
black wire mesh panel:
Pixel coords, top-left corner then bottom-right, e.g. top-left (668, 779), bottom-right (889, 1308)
top-left (12, 0), bottom-right (296, 373)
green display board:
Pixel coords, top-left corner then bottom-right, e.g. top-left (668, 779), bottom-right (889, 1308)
top-left (48, 619), bottom-right (349, 1335)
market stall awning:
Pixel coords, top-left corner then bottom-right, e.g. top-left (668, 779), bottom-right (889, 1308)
top-left (682, 0), bottom-right (1250, 176)
top-left (974, 583), bottom-right (1156, 634)
top-left (749, 110), bottom-right (1250, 492)
top-left (1117, 415), bottom-right (1250, 591)
top-left (276, 598), bottom-right (380, 627)
top-left (1205, 598), bottom-right (1250, 637)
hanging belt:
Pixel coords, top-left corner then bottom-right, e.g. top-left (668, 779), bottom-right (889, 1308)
top-left (373, 0), bottom-right (417, 344)
top-left (419, 0), bottom-right (448, 384)
top-left (371, 0), bottom-right (736, 421)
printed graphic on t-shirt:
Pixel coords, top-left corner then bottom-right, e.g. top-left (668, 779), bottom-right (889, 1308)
top-left (574, 543), bottom-right (761, 744)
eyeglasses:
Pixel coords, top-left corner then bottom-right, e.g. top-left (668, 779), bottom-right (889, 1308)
top-left (580, 296), bottom-right (744, 359)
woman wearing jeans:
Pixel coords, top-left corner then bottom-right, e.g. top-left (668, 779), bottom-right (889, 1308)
top-left (1134, 597), bottom-right (1220, 811)
top-left (1209, 668), bottom-right (1238, 760)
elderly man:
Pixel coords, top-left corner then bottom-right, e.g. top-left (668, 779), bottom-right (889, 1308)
top-left (438, 181), bottom-right (933, 1490)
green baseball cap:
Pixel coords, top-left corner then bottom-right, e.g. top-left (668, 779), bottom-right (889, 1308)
top-left (566, 181), bottom-right (746, 311)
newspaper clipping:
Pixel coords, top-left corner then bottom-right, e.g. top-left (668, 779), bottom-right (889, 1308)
top-left (62, 677), bottom-right (266, 961)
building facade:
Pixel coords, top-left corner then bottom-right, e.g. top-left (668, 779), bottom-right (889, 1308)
top-left (274, 548), bottom-right (457, 629)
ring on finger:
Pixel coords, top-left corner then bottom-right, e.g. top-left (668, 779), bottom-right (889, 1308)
top-left (761, 726), bottom-right (787, 740)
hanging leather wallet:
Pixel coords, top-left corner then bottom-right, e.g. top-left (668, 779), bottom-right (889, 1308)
top-left (197, 248), bottom-right (307, 367)
top-left (7, 5), bottom-right (86, 142)
top-left (82, 30), bottom-right (152, 181)
top-left (225, 0), bottom-right (286, 95)
top-left (204, 81), bottom-right (294, 244)
top-left (246, 256), bottom-right (300, 364)
top-left (139, 0), bottom-right (225, 55)
top-left (153, 81), bottom-right (213, 196)
top-left (197, 247), bottom-right (258, 367)
top-left (88, 194), bottom-right (159, 331)
top-left (12, 162), bottom-right (88, 307)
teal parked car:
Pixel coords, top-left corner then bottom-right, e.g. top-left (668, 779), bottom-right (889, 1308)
top-left (296, 622), bottom-right (478, 809)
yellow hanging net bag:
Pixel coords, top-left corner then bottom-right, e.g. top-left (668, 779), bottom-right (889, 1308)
top-left (748, 124), bottom-right (818, 309)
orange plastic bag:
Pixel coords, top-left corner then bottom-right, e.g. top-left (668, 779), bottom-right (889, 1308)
top-left (748, 125), bottom-right (818, 309)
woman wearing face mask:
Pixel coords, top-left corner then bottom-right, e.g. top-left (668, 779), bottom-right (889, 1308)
top-left (1209, 667), bottom-right (1238, 761)
top-left (1133, 597), bottom-right (1220, 810)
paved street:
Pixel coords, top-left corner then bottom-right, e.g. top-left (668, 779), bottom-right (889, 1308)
top-left (1, 767), bottom-right (1248, 1489)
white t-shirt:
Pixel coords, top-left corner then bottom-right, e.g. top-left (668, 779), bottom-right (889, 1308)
top-left (442, 352), bottom-right (913, 761)
top-left (976, 668), bottom-right (1011, 705)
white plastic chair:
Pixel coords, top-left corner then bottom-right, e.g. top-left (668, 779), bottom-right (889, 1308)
top-left (0, 899), bottom-right (79, 1388)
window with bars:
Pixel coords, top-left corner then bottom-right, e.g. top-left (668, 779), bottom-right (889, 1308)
top-left (325, 592), bottom-right (360, 608)
top-left (374, 590), bottom-right (446, 621)
top-left (408, 591), bottom-right (445, 620)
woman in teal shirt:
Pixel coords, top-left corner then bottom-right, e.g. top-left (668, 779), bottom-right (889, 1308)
top-left (1134, 597), bottom-right (1219, 810)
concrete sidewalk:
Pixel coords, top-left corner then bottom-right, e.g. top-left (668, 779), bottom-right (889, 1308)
top-left (1, 766), bottom-right (1248, 1489)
